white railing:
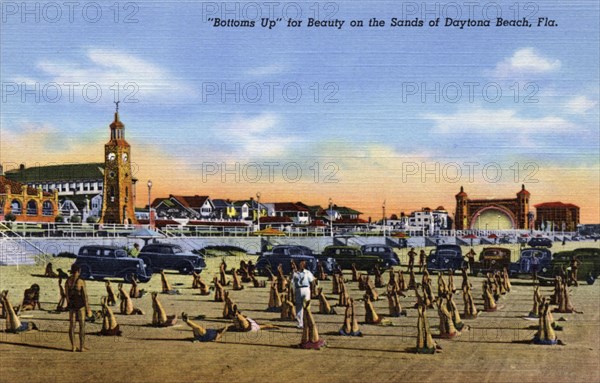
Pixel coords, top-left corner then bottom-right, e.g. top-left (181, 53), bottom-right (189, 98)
top-left (0, 222), bottom-right (50, 267)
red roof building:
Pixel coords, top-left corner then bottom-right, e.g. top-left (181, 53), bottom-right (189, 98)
top-left (534, 201), bottom-right (580, 231)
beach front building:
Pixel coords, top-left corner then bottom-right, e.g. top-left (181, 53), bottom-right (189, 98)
top-left (152, 195), bottom-right (214, 220)
top-left (0, 175), bottom-right (58, 222)
top-left (534, 202), bottom-right (580, 232)
top-left (3, 162), bottom-right (112, 221)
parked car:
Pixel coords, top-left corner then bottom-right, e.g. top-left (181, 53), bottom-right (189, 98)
top-left (255, 245), bottom-right (337, 276)
top-left (427, 244), bottom-right (464, 271)
top-left (73, 245), bottom-right (152, 283)
top-left (322, 245), bottom-right (383, 271)
top-left (528, 237), bottom-right (553, 248)
top-left (539, 247), bottom-right (600, 283)
top-left (360, 244), bottom-right (400, 268)
top-left (509, 248), bottom-right (552, 277)
top-left (139, 243), bottom-right (206, 274)
top-left (476, 247), bottom-right (512, 273)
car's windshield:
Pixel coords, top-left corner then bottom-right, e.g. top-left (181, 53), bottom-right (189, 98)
top-left (172, 245), bottom-right (184, 254)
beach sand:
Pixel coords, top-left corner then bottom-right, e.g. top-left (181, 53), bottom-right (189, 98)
top-left (1, 241), bottom-right (598, 383)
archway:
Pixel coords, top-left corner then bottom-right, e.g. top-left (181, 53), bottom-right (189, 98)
top-left (471, 206), bottom-right (516, 230)
top-left (27, 200), bottom-right (38, 215)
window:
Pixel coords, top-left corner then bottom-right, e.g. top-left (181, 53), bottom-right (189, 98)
top-left (26, 200), bottom-right (38, 215)
top-left (42, 201), bottom-right (53, 216)
top-left (11, 200), bottom-right (22, 215)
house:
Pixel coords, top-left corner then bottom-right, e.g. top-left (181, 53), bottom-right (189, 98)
top-left (272, 202), bottom-right (311, 225)
top-left (232, 199), bottom-right (269, 221)
top-left (211, 199), bottom-right (238, 220)
top-left (152, 195), bottom-right (214, 219)
top-left (534, 202), bottom-right (580, 232)
top-left (405, 206), bottom-right (450, 233)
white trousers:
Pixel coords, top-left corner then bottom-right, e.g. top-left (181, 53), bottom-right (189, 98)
top-left (295, 287), bottom-right (311, 327)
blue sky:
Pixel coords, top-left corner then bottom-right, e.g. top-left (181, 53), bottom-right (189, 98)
top-left (1, 1), bottom-right (599, 220)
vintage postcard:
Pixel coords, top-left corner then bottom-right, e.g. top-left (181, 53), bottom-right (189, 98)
top-left (1, 1), bottom-right (598, 382)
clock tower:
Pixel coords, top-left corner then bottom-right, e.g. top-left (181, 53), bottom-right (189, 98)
top-left (100, 102), bottom-right (137, 224)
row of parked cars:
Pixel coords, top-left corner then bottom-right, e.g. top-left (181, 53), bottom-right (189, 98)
top-left (72, 244), bottom-right (206, 283)
top-left (426, 243), bottom-right (600, 284)
top-left (70, 241), bottom-right (599, 285)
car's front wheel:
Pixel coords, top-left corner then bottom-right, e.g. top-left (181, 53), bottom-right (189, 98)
top-left (80, 265), bottom-right (91, 279)
top-left (179, 261), bottom-right (194, 275)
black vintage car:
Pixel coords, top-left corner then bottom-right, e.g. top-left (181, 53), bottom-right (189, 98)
top-left (476, 247), bottom-right (512, 273)
top-left (427, 244), bottom-right (464, 271)
top-left (255, 245), bottom-right (337, 276)
top-left (360, 244), bottom-right (400, 268)
top-left (509, 248), bottom-right (552, 277)
top-left (322, 246), bottom-right (383, 271)
top-left (539, 247), bottom-right (600, 283)
top-left (73, 245), bottom-right (152, 283)
top-left (139, 243), bottom-right (206, 274)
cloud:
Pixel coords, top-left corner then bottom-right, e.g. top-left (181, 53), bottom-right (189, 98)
top-left (565, 96), bottom-right (598, 114)
top-left (13, 48), bottom-right (195, 103)
top-left (245, 64), bottom-right (285, 76)
top-left (212, 113), bottom-right (295, 158)
top-left (492, 48), bottom-right (561, 77)
top-left (425, 108), bottom-right (574, 134)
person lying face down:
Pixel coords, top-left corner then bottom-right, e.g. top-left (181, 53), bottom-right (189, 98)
top-left (182, 312), bottom-right (229, 342)
top-left (118, 283), bottom-right (144, 315)
top-left (160, 270), bottom-right (179, 295)
top-left (339, 298), bottom-right (361, 336)
top-left (17, 284), bottom-right (42, 313)
top-left (151, 292), bottom-right (177, 327)
top-left (99, 296), bottom-right (121, 336)
top-left (105, 281), bottom-right (117, 306)
top-left (1, 290), bottom-right (37, 333)
top-left (45, 262), bottom-right (58, 278)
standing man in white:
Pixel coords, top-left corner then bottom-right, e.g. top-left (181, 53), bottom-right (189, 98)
top-left (292, 261), bottom-right (315, 329)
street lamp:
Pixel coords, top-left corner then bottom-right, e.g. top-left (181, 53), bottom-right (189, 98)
top-left (147, 180), bottom-right (153, 228)
top-left (382, 200), bottom-right (386, 239)
top-left (328, 197), bottom-right (333, 238)
top-left (256, 192), bottom-right (261, 234)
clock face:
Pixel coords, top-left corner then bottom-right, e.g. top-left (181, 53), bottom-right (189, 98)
top-left (107, 152), bottom-right (116, 161)
top-left (109, 171), bottom-right (116, 178)
top-left (122, 153), bottom-right (128, 162)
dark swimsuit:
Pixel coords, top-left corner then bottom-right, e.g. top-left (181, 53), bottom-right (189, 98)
top-left (67, 277), bottom-right (86, 311)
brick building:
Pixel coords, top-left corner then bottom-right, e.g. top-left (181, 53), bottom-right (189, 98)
top-left (0, 175), bottom-right (59, 222)
top-left (534, 202), bottom-right (580, 232)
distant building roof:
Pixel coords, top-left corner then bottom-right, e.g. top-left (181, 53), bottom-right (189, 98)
top-left (0, 175), bottom-right (52, 196)
top-left (333, 205), bottom-right (362, 215)
top-left (170, 195), bottom-right (210, 210)
top-left (273, 202), bottom-right (309, 212)
top-left (5, 163), bottom-right (104, 183)
top-left (535, 202), bottom-right (579, 209)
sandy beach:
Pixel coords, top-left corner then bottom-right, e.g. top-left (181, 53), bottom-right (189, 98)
top-left (1, 241), bottom-right (599, 383)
